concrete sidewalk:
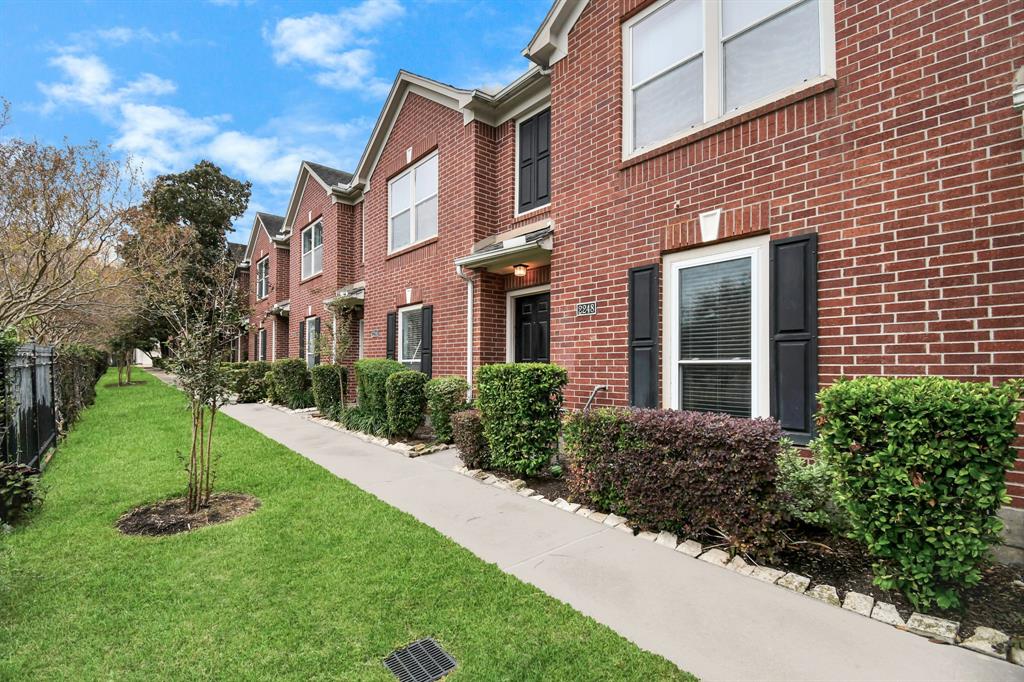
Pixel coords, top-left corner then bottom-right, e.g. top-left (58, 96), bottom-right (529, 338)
top-left (217, 400), bottom-right (1018, 682)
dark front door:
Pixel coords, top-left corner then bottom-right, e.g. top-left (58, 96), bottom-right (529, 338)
top-left (514, 292), bottom-right (550, 363)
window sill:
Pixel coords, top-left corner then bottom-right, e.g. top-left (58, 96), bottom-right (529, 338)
top-left (514, 202), bottom-right (551, 221)
top-left (619, 77), bottom-right (837, 172)
top-left (299, 272), bottom-right (323, 285)
top-left (387, 236), bottom-right (438, 260)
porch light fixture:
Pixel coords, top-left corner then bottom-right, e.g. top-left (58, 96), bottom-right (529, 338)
top-left (513, 264), bottom-right (528, 277)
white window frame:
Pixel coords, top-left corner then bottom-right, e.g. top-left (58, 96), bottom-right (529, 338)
top-left (622, 0), bottom-right (836, 158)
top-left (397, 303), bottom-right (423, 364)
top-left (255, 256), bottom-right (270, 300)
top-left (505, 284), bottom-right (551, 362)
top-left (662, 234), bottom-right (769, 416)
top-left (358, 318), bottom-right (364, 359)
top-left (388, 151), bottom-right (438, 254)
top-left (300, 221), bottom-right (323, 280)
top-left (514, 103), bottom-right (552, 218)
top-left (304, 316), bottom-right (318, 367)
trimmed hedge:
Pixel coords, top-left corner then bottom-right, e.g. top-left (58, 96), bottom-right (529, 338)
top-left (353, 358), bottom-right (404, 435)
top-left (776, 442), bottom-right (849, 534)
top-left (565, 408), bottom-right (784, 554)
top-left (270, 358), bottom-right (312, 409)
top-left (311, 364), bottom-right (347, 415)
top-left (451, 409), bottom-right (488, 469)
top-left (54, 344), bottom-right (107, 433)
top-left (386, 371), bottom-right (428, 438)
top-left (816, 376), bottom-right (1024, 609)
top-left (222, 361), bottom-right (271, 403)
top-left (424, 376), bottom-right (469, 443)
top-left (475, 363), bottom-right (568, 476)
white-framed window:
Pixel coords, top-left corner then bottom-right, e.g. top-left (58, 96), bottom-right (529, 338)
top-left (397, 304), bottom-right (423, 364)
top-left (663, 235), bottom-right (769, 418)
top-left (305, 316), bottom-right (318, 367)
top-left (623, 0), bottom-right (834, 156)
top-left (388, 152), bottom-right (438, 252)
top-left (255, 257), bottom-right (270, 300)
top-left (301, 221), bottom-right (323, 279)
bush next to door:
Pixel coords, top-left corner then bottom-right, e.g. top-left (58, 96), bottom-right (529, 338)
top-left (452, 409), bottom-right (488, 469)
top-left (269, 358), bottom-right (312, 409)
top-left (564, 408), bottom-right (784, 555)
top-left (310, 364), bottom-right (346, 416)
top-left (816, 376), bottom-right (1024, 610)
top-left (386, 371), bottom-right (428, 439)
top-left (351, 358), bottom-right (404, 435)
top-left (475, 363), bottom-right (568, 476)
top-left (424, 376), bottom-right (469, 443)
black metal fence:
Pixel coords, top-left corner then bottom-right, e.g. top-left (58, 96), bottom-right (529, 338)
top-left (1, 344), bottom-right (57, 469)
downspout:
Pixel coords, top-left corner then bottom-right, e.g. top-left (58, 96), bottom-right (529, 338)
top-left (455, 264), bottom-right (474, 401)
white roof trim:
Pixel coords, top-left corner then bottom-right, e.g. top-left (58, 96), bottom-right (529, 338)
top-left (282, 163), bottom-right (335, 234)
top-left (524, 0), bottom-right (588, 68)
top-left (243, 214), bottom-right (270, 262)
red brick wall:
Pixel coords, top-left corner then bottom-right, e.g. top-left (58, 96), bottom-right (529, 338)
top-left (550, 0), bottom-right (1024, 503)
top-left (246, 224), bottom-right (289, 359)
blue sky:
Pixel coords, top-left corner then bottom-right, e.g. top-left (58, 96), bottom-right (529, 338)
top-left (0, 0), bottom-right (551, 244)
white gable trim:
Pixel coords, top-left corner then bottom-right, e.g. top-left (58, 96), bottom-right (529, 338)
top-left (282, 164), bottom-right (336, 234)
top-left (243, 214), bottom-right (270, 262)
top-left (524, 0), bottom-right (588, 68)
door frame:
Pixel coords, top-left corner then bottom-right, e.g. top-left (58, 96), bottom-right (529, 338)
top-left (505, 284), bottom-right (551, 362)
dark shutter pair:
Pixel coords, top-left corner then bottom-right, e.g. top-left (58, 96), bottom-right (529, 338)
top-left (627, 233), bottom-right (817, 443)
top-left (386, 306), bottom-right (432, 378)
top-left (518, 109), bottom-right (551, 214)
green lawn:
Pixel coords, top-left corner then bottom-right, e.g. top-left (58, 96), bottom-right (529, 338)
top-left (0, 371), bottom-right (692, 681)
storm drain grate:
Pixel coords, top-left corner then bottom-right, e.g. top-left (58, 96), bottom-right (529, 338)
top-left (383, 637), bottom-right (457, 682)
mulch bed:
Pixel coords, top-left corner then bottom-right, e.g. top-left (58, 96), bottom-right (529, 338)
top-left (733, 525), bottom-right (1024, 638)
top-left (117, 492), bottom-right (260, 537)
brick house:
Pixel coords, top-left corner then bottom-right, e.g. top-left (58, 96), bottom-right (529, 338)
top-left (239, 212), bottom-right (290, 362)
top-left (232, 0), bottom-right (1023, 534)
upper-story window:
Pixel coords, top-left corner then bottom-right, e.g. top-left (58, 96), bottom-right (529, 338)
top-left (517, 108), bottom-right (551, 215)
top-left (255, 257), bottom-right (269, 300)
top-left (623, 0), bottom-right (833, 155)
top-left (301, 221), bottom-right (323, 279)
top-left (389, 152), bottom-right (438, 252)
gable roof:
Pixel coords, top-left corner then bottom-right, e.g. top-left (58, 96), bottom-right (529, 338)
top-left (306, 162), bottom-right (353, 189)
top-left (281, 160), bottom-right (356, 233)
top-left (242, 211), bottom-right (286, 263)
top-left (524, 0), bottom-right (588, 68)
top-left (228, 241), bottom-right (247, 264)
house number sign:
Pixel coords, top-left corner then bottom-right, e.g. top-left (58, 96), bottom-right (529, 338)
top-left (576, 302), bottom-right (598, 316)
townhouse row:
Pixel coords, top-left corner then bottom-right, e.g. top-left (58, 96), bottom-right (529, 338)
top-left (231, 0), bottom-right (1024, 509)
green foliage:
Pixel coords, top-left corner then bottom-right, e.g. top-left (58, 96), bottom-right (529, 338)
top-left (353, 358), bottom-right (404, 434)
top-left (386, 371), bottom-right (428, 439)
top-left (339, 406), bottom-right (384, 436)
top-left (237, 361), bottom-right (271, 403)
top-left (451, 409), bottom-right (488, 469)
top-left (269, 359), bottom-right (312, 409)
top-left (816, 376), bottom-right (1024, 609)
top-left (311, 364), bottom-right (346, 415)
top-left (775, 441), bottom-right (849, 534)
top-left (0, 463), bottom-right (40, 524)
top-left (263, 371), bottom-right (278, 405)
top-left (53, 344), bottom-right (107, 433)
top-left (475, 363), bottom-right (568, 476)
top-left (424, 376), bottom-right (469, 443)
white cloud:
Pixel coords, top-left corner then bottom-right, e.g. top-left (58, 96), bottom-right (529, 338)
top-left (114, 103), bottom-right (224, 174)
top-left (38, 54), bottom-right (175, 115)
top-left (265, 0), bottom-right (403, 97)
top-left (66, 26), bottom-right (180, 50)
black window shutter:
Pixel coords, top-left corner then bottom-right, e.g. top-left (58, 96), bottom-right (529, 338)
top-left (386, 312), bottom-right (397, 360)
top-left (628, 264), bottom-right (659, 408)
top-left (518, 109), bottom-right (550, 213)
top-left (260, 329), bottom-right (267, 361)
top-left (298, 320), bottom-right (306, 362)
top-left (770, 233), bottom-right (819, 444)
top-left (420, 306), bottom-right (433, 378)
top-left (313, 317), bottom-right (321, 366)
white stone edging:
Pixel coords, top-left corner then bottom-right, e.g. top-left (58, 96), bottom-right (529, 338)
top-left (450, 463), bottom-right (1023, 667)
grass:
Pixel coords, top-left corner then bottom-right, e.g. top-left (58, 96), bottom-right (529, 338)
top-left (0, 371), bottom-right (692, 681)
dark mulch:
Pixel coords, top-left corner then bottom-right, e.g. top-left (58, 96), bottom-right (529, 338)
top-left (747, 525), bottom-right (1024, 638)
top-left (117, 492), bottom-right (260, 537)
top-left (478, 466), bottom-right (569, 500)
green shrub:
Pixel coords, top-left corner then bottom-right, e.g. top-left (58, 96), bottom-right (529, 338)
top-left (776, 441), bottom-right (849, 534)
top-left (386, 371), bottom-right (428, 439)
top-left (270, 358), bottom-right (312, 409)
top-left (53, 344), bottom-right (106, 432)
top-left (263, 370), bottom-right (278, 405)
top-left (311, 364), bottom-right (347, 414)
top-left (424, 376), bottom-right (469, 443)
top-left (237, 361), bottom-right (271, 403)
top-left (353, 358), bottom-right (404, 433)
top-left (565, 408), bottom-right (784, 554)
top-left (0, 463), bottom-right (40, 524)
top-left (339, 406), bottom-right (382, 436)
top-left (816, 376), bottom-right (1024, 609)
top-left (475, 363), bottom-right (568, 476)
top-left (451, 409), bottom-right (488, 469)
